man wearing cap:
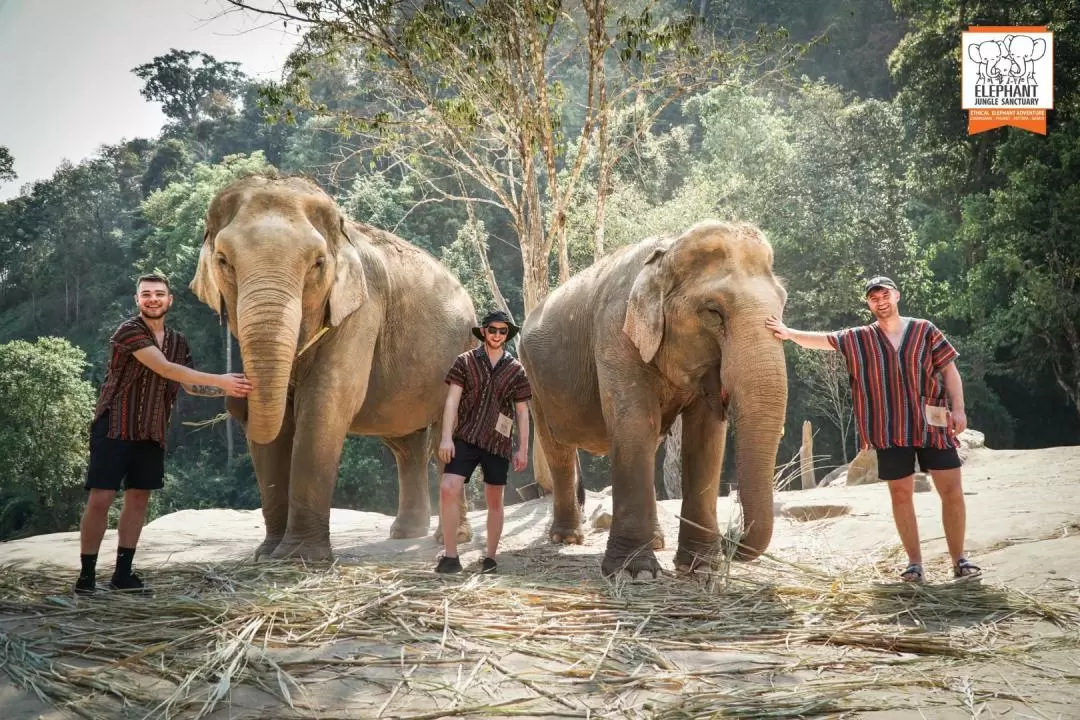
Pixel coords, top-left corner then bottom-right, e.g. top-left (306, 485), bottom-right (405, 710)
top-left (765, 276), bottom-right (981, 583)
top-left (435, 310), bottom-right (532, 574)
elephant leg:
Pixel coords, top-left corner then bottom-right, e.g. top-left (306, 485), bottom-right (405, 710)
top-left (600, 382), bottom-right (662, 579)
top-left (384, 430), bottom-right (433, 539)
top-left (273, 370), bottom-right (368, 561)
top-left (674, 398), bottom-right (727, 574)
top-left (249, 398), bottom-right (294, 560)
top-left (532, 401), bottom-right (583, 544)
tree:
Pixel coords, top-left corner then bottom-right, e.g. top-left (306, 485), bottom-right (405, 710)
top-left (227, 0), bottom-right (793, 313)
top-left (132, 49), bottom-right (248, 126)
top-left (0, 145), bottom-right (15, 182)
top-left (794, 348), bottom-right (853, 463)
top-left (0, 337), bottom-right (95, 539)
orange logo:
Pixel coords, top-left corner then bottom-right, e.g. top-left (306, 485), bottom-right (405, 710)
top-left (962, 26), bottom-right (1053, 135)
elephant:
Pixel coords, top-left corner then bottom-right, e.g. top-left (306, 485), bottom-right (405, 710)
top-left (1002, 34), bottom-right (1046, 82)
top-left (968, 40), bottom-right (1007, 83)
top-left (518, 220), bottom-right (788, 579)
top-left (190, 174), bottom-right (477, 561)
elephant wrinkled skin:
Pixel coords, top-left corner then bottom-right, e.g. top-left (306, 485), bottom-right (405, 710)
top-left (191, 175), bottom-right (476, 561)
top-left (519, 221), bottom-right (788, 579)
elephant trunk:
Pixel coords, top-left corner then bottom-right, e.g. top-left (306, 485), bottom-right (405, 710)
top-left (236, 284), bottom-right (302, 445)
top-left (725, 314), bottom-right (788, 560)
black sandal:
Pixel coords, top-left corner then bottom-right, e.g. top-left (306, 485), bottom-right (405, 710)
top-left (900, 563), bottom-right (924, 583)
top-left (954, 558), bottom-right (981, 578)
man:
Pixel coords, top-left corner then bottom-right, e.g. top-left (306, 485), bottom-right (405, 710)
top-left (765, 276), bottom-right (981, 583)
top-left (76, 273), bottom-right (253, 595)
top-left (436, 310), bottom-right (532, 574)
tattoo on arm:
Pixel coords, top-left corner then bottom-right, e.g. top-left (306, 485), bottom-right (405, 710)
top-left (185, 384), bottom-right (225, 397)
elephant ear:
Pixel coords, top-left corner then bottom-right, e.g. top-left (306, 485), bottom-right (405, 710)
top-left (623, 243), bottom-right (670, 363)
top-left (330, 219), bottom-right (369, 326)
top-left (1031, 37), bottom-right (1047, 60)
top-left (190, 230), bottom-right (222, 315)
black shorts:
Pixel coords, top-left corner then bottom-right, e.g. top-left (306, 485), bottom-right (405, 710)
top-left (876, 446), bottom-right (962, 481)
top-left (444, 438), bottom-right (510, 486)
top-left (84, 413), bottom-right (166, 491)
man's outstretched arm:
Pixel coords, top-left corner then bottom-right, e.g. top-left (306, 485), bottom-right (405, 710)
top-left (132, 346), bottom-right (253, 398)
top-left (765, 316), bottom-right (836, 351)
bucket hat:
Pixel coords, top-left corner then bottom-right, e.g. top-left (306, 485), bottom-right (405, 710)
top-left (472, 309), bottom-right (520, 342)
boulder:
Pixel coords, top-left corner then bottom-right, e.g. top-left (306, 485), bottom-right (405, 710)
top-left (819, 465), bottom-right (849, 487)
top-left (913, 472), bottom-right (932, 493)
top-left (957, 428), bottom-right (986, 463)
top-left (589, 497), bottom-right (613, 530)
top-left (845, 449), bottom-right (880, 486)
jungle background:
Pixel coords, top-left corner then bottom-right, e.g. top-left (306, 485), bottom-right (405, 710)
top-left (1, 0), bottom-right (1077, 541)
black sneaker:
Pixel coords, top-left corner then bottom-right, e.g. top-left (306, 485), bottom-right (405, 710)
top-left (74, 574), bottom-right (97, 595)
top-left (480, 557), bottom-right (497, 574)
top-left (108, 572), bottom-right (152, 595)
top-left (435, 555), bottom-right (462, 574)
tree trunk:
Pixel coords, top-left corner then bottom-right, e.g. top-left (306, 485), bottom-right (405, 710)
top-left (800, 420), bottom-right (815, 490)
top-left (663, 414), bottom-right (682, 500)
top-left (593, 103), bottom-right (610, 264)
top-left (225, 322), bottom-right (234, 464)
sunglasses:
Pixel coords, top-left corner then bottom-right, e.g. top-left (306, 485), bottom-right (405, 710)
top-left (484, 326), bottom-right (509, 336)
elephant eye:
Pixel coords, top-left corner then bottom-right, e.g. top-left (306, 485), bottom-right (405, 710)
top-left (216, 254), bottom-right (230, 268)
top-left (314, 256), bottom-right (326, 269)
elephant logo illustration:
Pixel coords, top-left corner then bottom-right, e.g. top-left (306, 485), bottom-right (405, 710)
top-left (968, 35), bottom-right (1047, 87)
top-left (961, 27), bottom-right (1053, 135)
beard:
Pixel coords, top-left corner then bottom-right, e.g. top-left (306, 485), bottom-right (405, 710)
top-left (141, 305), bottom-right (171, 319)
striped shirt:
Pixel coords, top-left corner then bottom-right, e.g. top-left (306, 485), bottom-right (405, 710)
top-left (93, 316), bottom-right (193, 448)
top-left (446, 346), bottom-right (532, 458)
top-left (828, 318), bottom-right (959, 450)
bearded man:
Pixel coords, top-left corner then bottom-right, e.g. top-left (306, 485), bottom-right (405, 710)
top-left (76, 273), bottom-right (252, 595)
top-left (765, 276), bottom-right (980, 583)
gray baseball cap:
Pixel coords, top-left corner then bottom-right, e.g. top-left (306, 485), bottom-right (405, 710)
top-left (864, 276), bottom-right (898, 296)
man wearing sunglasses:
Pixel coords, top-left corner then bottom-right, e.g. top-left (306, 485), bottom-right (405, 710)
top-left (436, 310), bottom-right (532, 574)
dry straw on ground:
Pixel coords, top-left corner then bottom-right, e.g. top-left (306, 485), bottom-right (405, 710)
top-left (2, 542), bottom-right (1079, 720)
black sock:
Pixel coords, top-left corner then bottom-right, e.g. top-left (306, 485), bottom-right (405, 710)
top-left (80, 553), bottom-right (98, 579)
top-left (115, 547), bottom-right (136, 578)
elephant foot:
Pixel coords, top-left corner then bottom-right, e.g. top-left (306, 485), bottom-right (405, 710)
top-left (601, 535), bottom-right (661, 581)
top-left (254, 534), bottom-right (284, 561)
top-left (434, 521), bottom-right (473, 545)
top-left (549, 522), bottom-right (584, 545)
top-left (270, 538), bottom-right (333, 562)
top-left (674, 538), bottom-right (723, 575)
top-left (389, 513), bottom-right (431, 539)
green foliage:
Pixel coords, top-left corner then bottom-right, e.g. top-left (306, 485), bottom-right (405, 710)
top-left (334, 436), bottom-right (397, 515)
top-left (440, 219), bottom-right (498, 314)
top-left (0, 145), bottom-right (15, 182)
top-left (0, 337), bottom-right (95, 539)
top-left (133, 49), bottom-right (248, 125)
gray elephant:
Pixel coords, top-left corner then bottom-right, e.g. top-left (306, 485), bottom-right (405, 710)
top-left (191, 174), bottom-right (476, 561)
top-left (519, 221), bottom-right (788, 578)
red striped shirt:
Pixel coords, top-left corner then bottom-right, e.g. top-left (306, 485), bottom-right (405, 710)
top-left (93, 316), bottom-right (193, 448)
top-left (828, 318), bottom-right (959, 450)
top-left (445, 347), bottom-right (532, 458)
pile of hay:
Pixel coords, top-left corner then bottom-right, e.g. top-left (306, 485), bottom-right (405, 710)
top-left (1, 548), bottom-right (1078, 719)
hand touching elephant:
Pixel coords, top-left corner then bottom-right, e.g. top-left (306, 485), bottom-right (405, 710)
top-left (519, 221), bottom-right (788, 579)
top-left (191, 174), bottom-right (476, 561)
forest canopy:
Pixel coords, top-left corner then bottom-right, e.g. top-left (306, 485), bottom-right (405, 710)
top-left (1, 0), bottom-right (1077, 540)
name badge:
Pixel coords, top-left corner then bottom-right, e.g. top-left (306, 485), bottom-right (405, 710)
top-left (495, 413), bottom-right (513, 437)
top-left (924, 403), bottom-right (949, 428)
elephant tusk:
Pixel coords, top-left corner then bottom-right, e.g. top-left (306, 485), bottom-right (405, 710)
top-left (296, 325), bottom-right (330, 359)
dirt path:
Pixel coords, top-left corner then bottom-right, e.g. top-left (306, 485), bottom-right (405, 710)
top-left (1, 445), bottom-right (1078, 719)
